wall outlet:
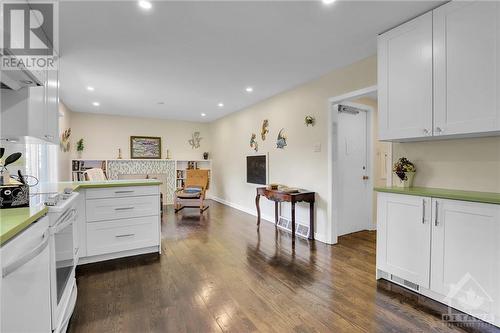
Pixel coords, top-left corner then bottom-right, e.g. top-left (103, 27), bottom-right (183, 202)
top-left (313, 142), bottom-right (321, 152)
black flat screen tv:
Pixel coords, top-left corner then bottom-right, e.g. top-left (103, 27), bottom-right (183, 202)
top-left (247, 155), bottom-right (267, 185)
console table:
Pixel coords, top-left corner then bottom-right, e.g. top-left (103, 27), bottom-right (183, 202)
top-left (255, 187), bottom-right (315, 240)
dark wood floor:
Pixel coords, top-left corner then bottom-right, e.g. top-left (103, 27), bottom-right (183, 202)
top-left (69, 201), bottom-right (499, 333)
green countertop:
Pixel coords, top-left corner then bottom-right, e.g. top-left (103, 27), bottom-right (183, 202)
top-left (0, 205), bottom-right (48, 246)
top-left (374, 186), bottom-right (500, 205)
top-left (70, 179), bottom-right (162, 190)
top-left (1, 179), bottom-right (162, 246)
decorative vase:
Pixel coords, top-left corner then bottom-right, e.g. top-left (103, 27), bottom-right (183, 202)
top-left (395, 171), bottom-right (415, 188)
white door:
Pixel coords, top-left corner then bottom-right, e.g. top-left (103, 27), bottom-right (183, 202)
top-left (433, 1), bottom-right (500, 136)
top-left (431, 199), bottom-right (500, 319)
top-left (378, 12), bottom-right (433, 140)
top-left (337, 106), bottom-right (370, 236)
top-left (376, 193), bottom-right (432, 288)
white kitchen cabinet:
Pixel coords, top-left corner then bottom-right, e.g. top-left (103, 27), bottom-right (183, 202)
top-left (433, 1), bottom-right (500, 137)
top-left (0, 69), bottom-right (59, 144)
top-left (377, 12), bottom-right (433, 141)
top-left (378, 0), bottom-right (500, 141)
top-left (1, 216), bottom-right (52, 333)
top-left (376, 193), bottom-right (432, 288)
top-left (430, 198), bottom-right (500, 319)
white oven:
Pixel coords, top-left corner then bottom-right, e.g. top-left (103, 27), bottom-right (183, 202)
top-left (47, 192), bottom-right (79, 333)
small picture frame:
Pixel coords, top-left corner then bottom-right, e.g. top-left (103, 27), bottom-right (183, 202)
top-left (130, 136), bottom-right (162, 159)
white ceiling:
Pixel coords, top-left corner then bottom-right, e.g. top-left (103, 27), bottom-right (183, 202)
top-left (59, 1), bottom-right (442, 122)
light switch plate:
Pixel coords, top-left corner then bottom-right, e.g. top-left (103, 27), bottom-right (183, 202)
top-left (313, 142), bottom-right (321, 152)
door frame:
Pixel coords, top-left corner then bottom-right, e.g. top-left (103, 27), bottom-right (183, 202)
top-left (326, 85), bottom-right (391, 244)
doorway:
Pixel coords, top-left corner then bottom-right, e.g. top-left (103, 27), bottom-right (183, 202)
top-left (327, 86), bottom-right (392, 244)
top-left (335, 104), bottom-right (370, 236)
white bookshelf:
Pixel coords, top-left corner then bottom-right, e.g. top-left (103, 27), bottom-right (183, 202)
top-left (71, 159), bottom-right (107, 181)
top-left (175, 160), bottom-right (212, 190)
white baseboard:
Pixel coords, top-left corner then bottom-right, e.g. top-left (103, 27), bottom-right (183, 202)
top-left (211, 196), bottom-right (328, 244)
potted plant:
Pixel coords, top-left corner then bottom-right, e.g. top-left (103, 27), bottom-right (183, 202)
top-left (76, 138), bottom-right (84, 159)
top-left (393, 157), bottom-right (416, 188)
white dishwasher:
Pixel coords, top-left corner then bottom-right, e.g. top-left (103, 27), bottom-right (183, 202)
top-left (0, 215), bottom-right (52, 333)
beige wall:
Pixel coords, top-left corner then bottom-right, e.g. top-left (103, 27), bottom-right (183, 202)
top-left (69, 112), bottom-right (211, 161)
top-left (393, 137), bottom-right (500, 193)
top-left (209, 56), bottom-right (378, 243)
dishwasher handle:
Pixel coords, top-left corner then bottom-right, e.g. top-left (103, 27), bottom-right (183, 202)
top-left (2, 230), bottom-right (50, 278)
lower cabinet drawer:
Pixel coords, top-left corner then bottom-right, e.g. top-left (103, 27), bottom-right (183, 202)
top-left (86, 195), bottom-right (159, 222)
top-left (86, 216), bottom-right (159, 256)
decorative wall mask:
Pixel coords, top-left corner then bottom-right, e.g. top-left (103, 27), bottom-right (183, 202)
top-left (305, 115), bottom-right (315, 127)
top-left (188, 132), bottom-right (202, 149)
top-left (60, 128), bottom-right (71, 152)
top-left (276, 129), bottom-right (287, 149)
top-left (250, 133), bottom-right (258, 152)
top-left (261, 119), bottom-right (269, 140)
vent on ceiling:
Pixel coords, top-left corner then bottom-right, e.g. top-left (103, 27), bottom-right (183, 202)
top-left (276, 216), bottom-right (310, 239)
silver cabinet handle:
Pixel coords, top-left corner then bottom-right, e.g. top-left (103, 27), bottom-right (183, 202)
top-left (422, 199), bottom-right (426, 224)
top-left (115, 234), bottom-right (135, 238)
top-left (115, 190), bottom-right (134, 194)
top-left (115, 207), bottom-right (134, 211)
top-left (435, 201), bottom-right (439, 226)
top-left (2, 230), bottom-right (50, 278)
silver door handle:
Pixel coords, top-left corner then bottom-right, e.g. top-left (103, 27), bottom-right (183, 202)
top-left (434, 201), bottom-right (439, 226)
top-left (422, 199), bottom-right (426, 224)
top-left (2, 230), bottom-right (50, 278)
top-left (115, 234), bottom-right (135, 238)
top-left (114, 207), bottom-right (134, 211)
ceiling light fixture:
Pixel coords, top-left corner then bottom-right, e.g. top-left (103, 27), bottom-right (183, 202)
top-left (92, 102), bottom-right (100, 106)
top-left (201, 113), bottom-right (206, 117)
top-left (87, 86), bottom-right (94, 91)
top-left (245, 87), bottom-right (253, 93)
top-left (138, 1), bottom-right (152, 10)
top-left (217, 103), bottom-right (224, 108)
top-left (322, 0), bottom-right (336, 5)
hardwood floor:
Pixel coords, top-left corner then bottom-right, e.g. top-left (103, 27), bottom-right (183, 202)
top-left (69, 201), bottom-right (499, 333)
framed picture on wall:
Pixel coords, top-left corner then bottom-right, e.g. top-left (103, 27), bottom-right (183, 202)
top-left (130, 136), bottom-right (162, 159)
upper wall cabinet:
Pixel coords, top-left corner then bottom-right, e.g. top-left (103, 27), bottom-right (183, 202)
top-left (433, 1), bottom-right (500, 137)
top-left (378, 1), bottom-right (500, 141)
top-left (378, 12), bottom-right (433, 141)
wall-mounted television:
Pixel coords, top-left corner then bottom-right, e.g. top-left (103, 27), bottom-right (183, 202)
top-left (247, 155), bottom-right (267, 185)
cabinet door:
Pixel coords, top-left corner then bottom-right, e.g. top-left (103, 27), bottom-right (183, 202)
top-left (378, 12), bottom-right (433, 141)
top-left (434, 1), bottom-right (500, 136)
top-left (431, 199), bottom-right (500, 319)
top-left (1, 217), bottom-right (51, 333)
top-left (377, 193), bottom-right (432, 288)
top-left (44, 69), bottom-right (59, 144)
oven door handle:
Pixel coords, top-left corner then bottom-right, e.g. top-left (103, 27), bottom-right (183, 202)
top-left (2, 230), bottom-right (50, 278)
top-left (52, 209), bottom-right (77, 234)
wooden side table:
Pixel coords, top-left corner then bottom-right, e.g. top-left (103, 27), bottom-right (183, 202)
top-left (255, 187), bottom-right (315, 240)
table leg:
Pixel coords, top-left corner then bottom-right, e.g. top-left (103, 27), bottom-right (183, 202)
top-left (291, 201), bottom-right (296, 239)
top-left (275, 202), bottom-right (279, 228)
top-left (309, 202), bottom-right (315, 240)
top-left (255, 194), bottom-right (261, 226)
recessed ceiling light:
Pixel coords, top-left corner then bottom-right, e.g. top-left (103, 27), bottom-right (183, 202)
top-left (138, 1), bottom-right (152, 10)
top-left (92, 102), bottom-right (100, 107)
top-left (217, 103), bottom-right (224, 108)
top-left (245, 87), bottom-right (253, 93)
top-left (201, 113), bottom-right (206, 117)
top-left (322, 0), bottom-right (336, 4)
top-left (87, 86), bottom-right (95, 91)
